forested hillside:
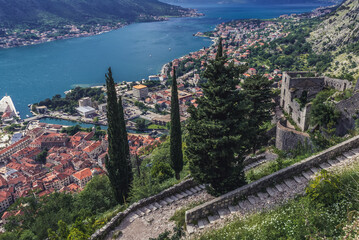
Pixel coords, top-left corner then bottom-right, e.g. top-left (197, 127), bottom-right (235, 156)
top-left (0, 0), bottom-right (188, 28)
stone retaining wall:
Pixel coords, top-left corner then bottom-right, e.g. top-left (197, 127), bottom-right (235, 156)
top-left (91, 178), bottom-right (196, 240)
top-left (185, 135), bottom-right (359, 224)
top-left (275, 120), bottom-right (312, 151)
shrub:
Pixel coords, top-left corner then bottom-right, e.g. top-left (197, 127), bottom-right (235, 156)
top-left (306, 170), bottom-right (343, 207)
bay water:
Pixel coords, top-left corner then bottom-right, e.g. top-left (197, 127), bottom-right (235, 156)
top-left (0, 3), bottom-right (329, 117)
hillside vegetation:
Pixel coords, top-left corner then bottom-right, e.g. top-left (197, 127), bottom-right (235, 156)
top-left (0, 0), bottom-right (187, 29)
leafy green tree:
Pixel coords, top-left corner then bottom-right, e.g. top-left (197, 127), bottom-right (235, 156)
top-left (135, 118), bottom-right (146, 130)
top-left (75, 175), bottom-right (116, 214)
top-left (170, 68), bottom-right (183, 180)
top-left (310, 89), bottom-right (340, 128)
top-left (241, 75), bottom-right (275, 153)
top-left (36, 149), bottom-right (48, 164)
top-left (186, 40), bottom-right (249, 195)
top-left (105, 67), bottom-right (133, 204)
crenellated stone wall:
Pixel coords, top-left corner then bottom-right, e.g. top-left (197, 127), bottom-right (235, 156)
top-left (185, 135), bottom-right (359, 224)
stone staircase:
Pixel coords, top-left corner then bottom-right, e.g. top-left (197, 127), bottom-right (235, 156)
top-left (105, 184), bottom-right (209, 239)
top-left (187, 147), bottom-right (359, 233)
top-left (126, 185), bottom-right (206, 223)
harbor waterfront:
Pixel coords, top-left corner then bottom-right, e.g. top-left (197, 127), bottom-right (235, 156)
top-left (0, 3), bottom-right (328, 117)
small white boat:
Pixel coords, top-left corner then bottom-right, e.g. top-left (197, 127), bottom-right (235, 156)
top-left (26, 115), bottom-right (29, 118)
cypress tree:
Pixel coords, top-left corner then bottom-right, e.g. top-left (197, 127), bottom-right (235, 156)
top-left (104, 67), bottom-right (132, 204)
top-left (170, 68), bottom-right (183, 180)
top-left (186, 40), bottom-right (249, 196)
top-left (242, 75), bottom-right (275, 154)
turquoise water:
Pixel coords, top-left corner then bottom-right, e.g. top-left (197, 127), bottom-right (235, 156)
top-left (39, 117), bottom-right (107, 129)
top-left (0, 3), bottom-right (328, 117)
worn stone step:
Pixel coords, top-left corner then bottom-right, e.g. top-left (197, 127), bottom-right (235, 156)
top-left (350, 150), bottom-right (359, 157)
top-left (207, 214), bottom-right (220, 223)
top-left (310, 167), bottom-right (320, 174)
top-left (284, 179), bottom-right (296, 189)
top-left (159, 200), bottom-right (168, 206)
top-left (194, 186), bottom-right (202, 192)
top-left (247, 195), bottom-right (260, 205)
top-left (302, 170), bottom-right (314, 180)
top-left (293, 175), bottom-right (306, 184)
top-left (343, 152), bottom-right (355, 158)
top-left (274, 183), bottom-right (284, 192)
top-left (328, 159), bottom-right (339, 166)
top-left (199, 184), bottom-right (206, 190)
top-left (170, 195), bottom-right (178, 201)
top-left (228, 205), bottom-right (240, 213)
top-left (180, 191), bottom-right (189, 198)
top-left (257, 192), bottom-right (269, 200)
top-left (189, 187), bottom-right (198, 194)
top-left (147, 204), bottom-right (157, 211)
top-left (153, 202), bottom-right (162, 209)
top-left (128, 212), bottom-right (139, 223)
top-left (141, 207), bottom-right (151, 214)
top-left (238, 199), bottom-right (252, 210)
top-left (174, 193), bottom-right (184, 199)
top-left (163, 197), bottom-right (174, 204)
top-left (351, 148), bottom-right (359, 154)
top-left (217, 208), bottom-right (231, 218)
top-left (185, 190), bottom-right (193, 196)
top-left (187, 224), bottom-right (195, 234)
top-left (135, 209), bottom-right (145, 217)
top-left (319, 162), bottom-right (331, 169)
top-left (198, 218), bottom-right (209, 229)
top-left (266, 187), bottom-right (278, 197)
top-left (336, 155), bottom-right (347, 162)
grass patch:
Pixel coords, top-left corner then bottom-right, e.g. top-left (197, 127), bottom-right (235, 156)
top-left (148, 124), bottom-right (167, 130)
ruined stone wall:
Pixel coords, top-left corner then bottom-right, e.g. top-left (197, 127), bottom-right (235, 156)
top-left (185, 135), bottom-right (359, 224)
top-left (335, 93), bottom-right (359, 136)
top-left (324, 77), bottom-right (352, 91)
top-left (275, 120), bottom-right (312, 151)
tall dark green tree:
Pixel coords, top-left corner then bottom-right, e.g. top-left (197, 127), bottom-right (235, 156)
top-left (170, 68), bottom-right (183, 180)
top-left (186, 40), bottom-right (249, 196)
top-left (105, 67), bottom-right (132, 204)
top-left (241, 75), bottom-right (275, 154)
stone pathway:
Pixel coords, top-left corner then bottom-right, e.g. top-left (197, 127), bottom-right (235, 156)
top-left (187, 147), bottom-right (359, 237)
top-left (106, 185), bottom-right (214, 240)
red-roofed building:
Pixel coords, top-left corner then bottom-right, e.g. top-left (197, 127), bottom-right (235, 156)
top-left (72, 168), bottom-right (92, 188)
top-left (0, 191), bottom-right (13, 212)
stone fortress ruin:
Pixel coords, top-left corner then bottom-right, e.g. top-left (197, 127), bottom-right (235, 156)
top-left (280, 71), bottom-right (352, 131)
top-left (276, 71), bottom-right (359, 151)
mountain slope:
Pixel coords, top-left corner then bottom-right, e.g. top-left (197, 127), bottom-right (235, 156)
top-left (309, 0), bottom-right (359, 53)
top-left (0, 0), bottom-right (187, 28)
top-left (162, 0), bottom-right (342, 5)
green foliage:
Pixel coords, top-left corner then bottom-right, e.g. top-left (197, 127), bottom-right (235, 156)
top-left (186, 40), bottom-right (249, 196)
top-left (75, 175), bottom-right (117, 215)
top-left (306, 170), bottom-right (343, 207)
top-left (199, 161), bottom-right (359, 240)
top-left (3, 175), bottom-right (116, 240)
top-left (150, 161), bottom-right (174, 182)
top-left (105, 67), bottom-right (133, 204)
top-left (0, 0), bottom-right (187, 30)
top-left (37, 87), bottom-right (105, 114)
top-left (310, 89), bottom-right (340, 128)
top-left (135, 118), bottom-right (146, 131)
top-left (241, 75), bottom-right (275, 153)
top-left (170, 69), bottom-right (183, 180)
top-left (35, 148), bottom-right (48, 164)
